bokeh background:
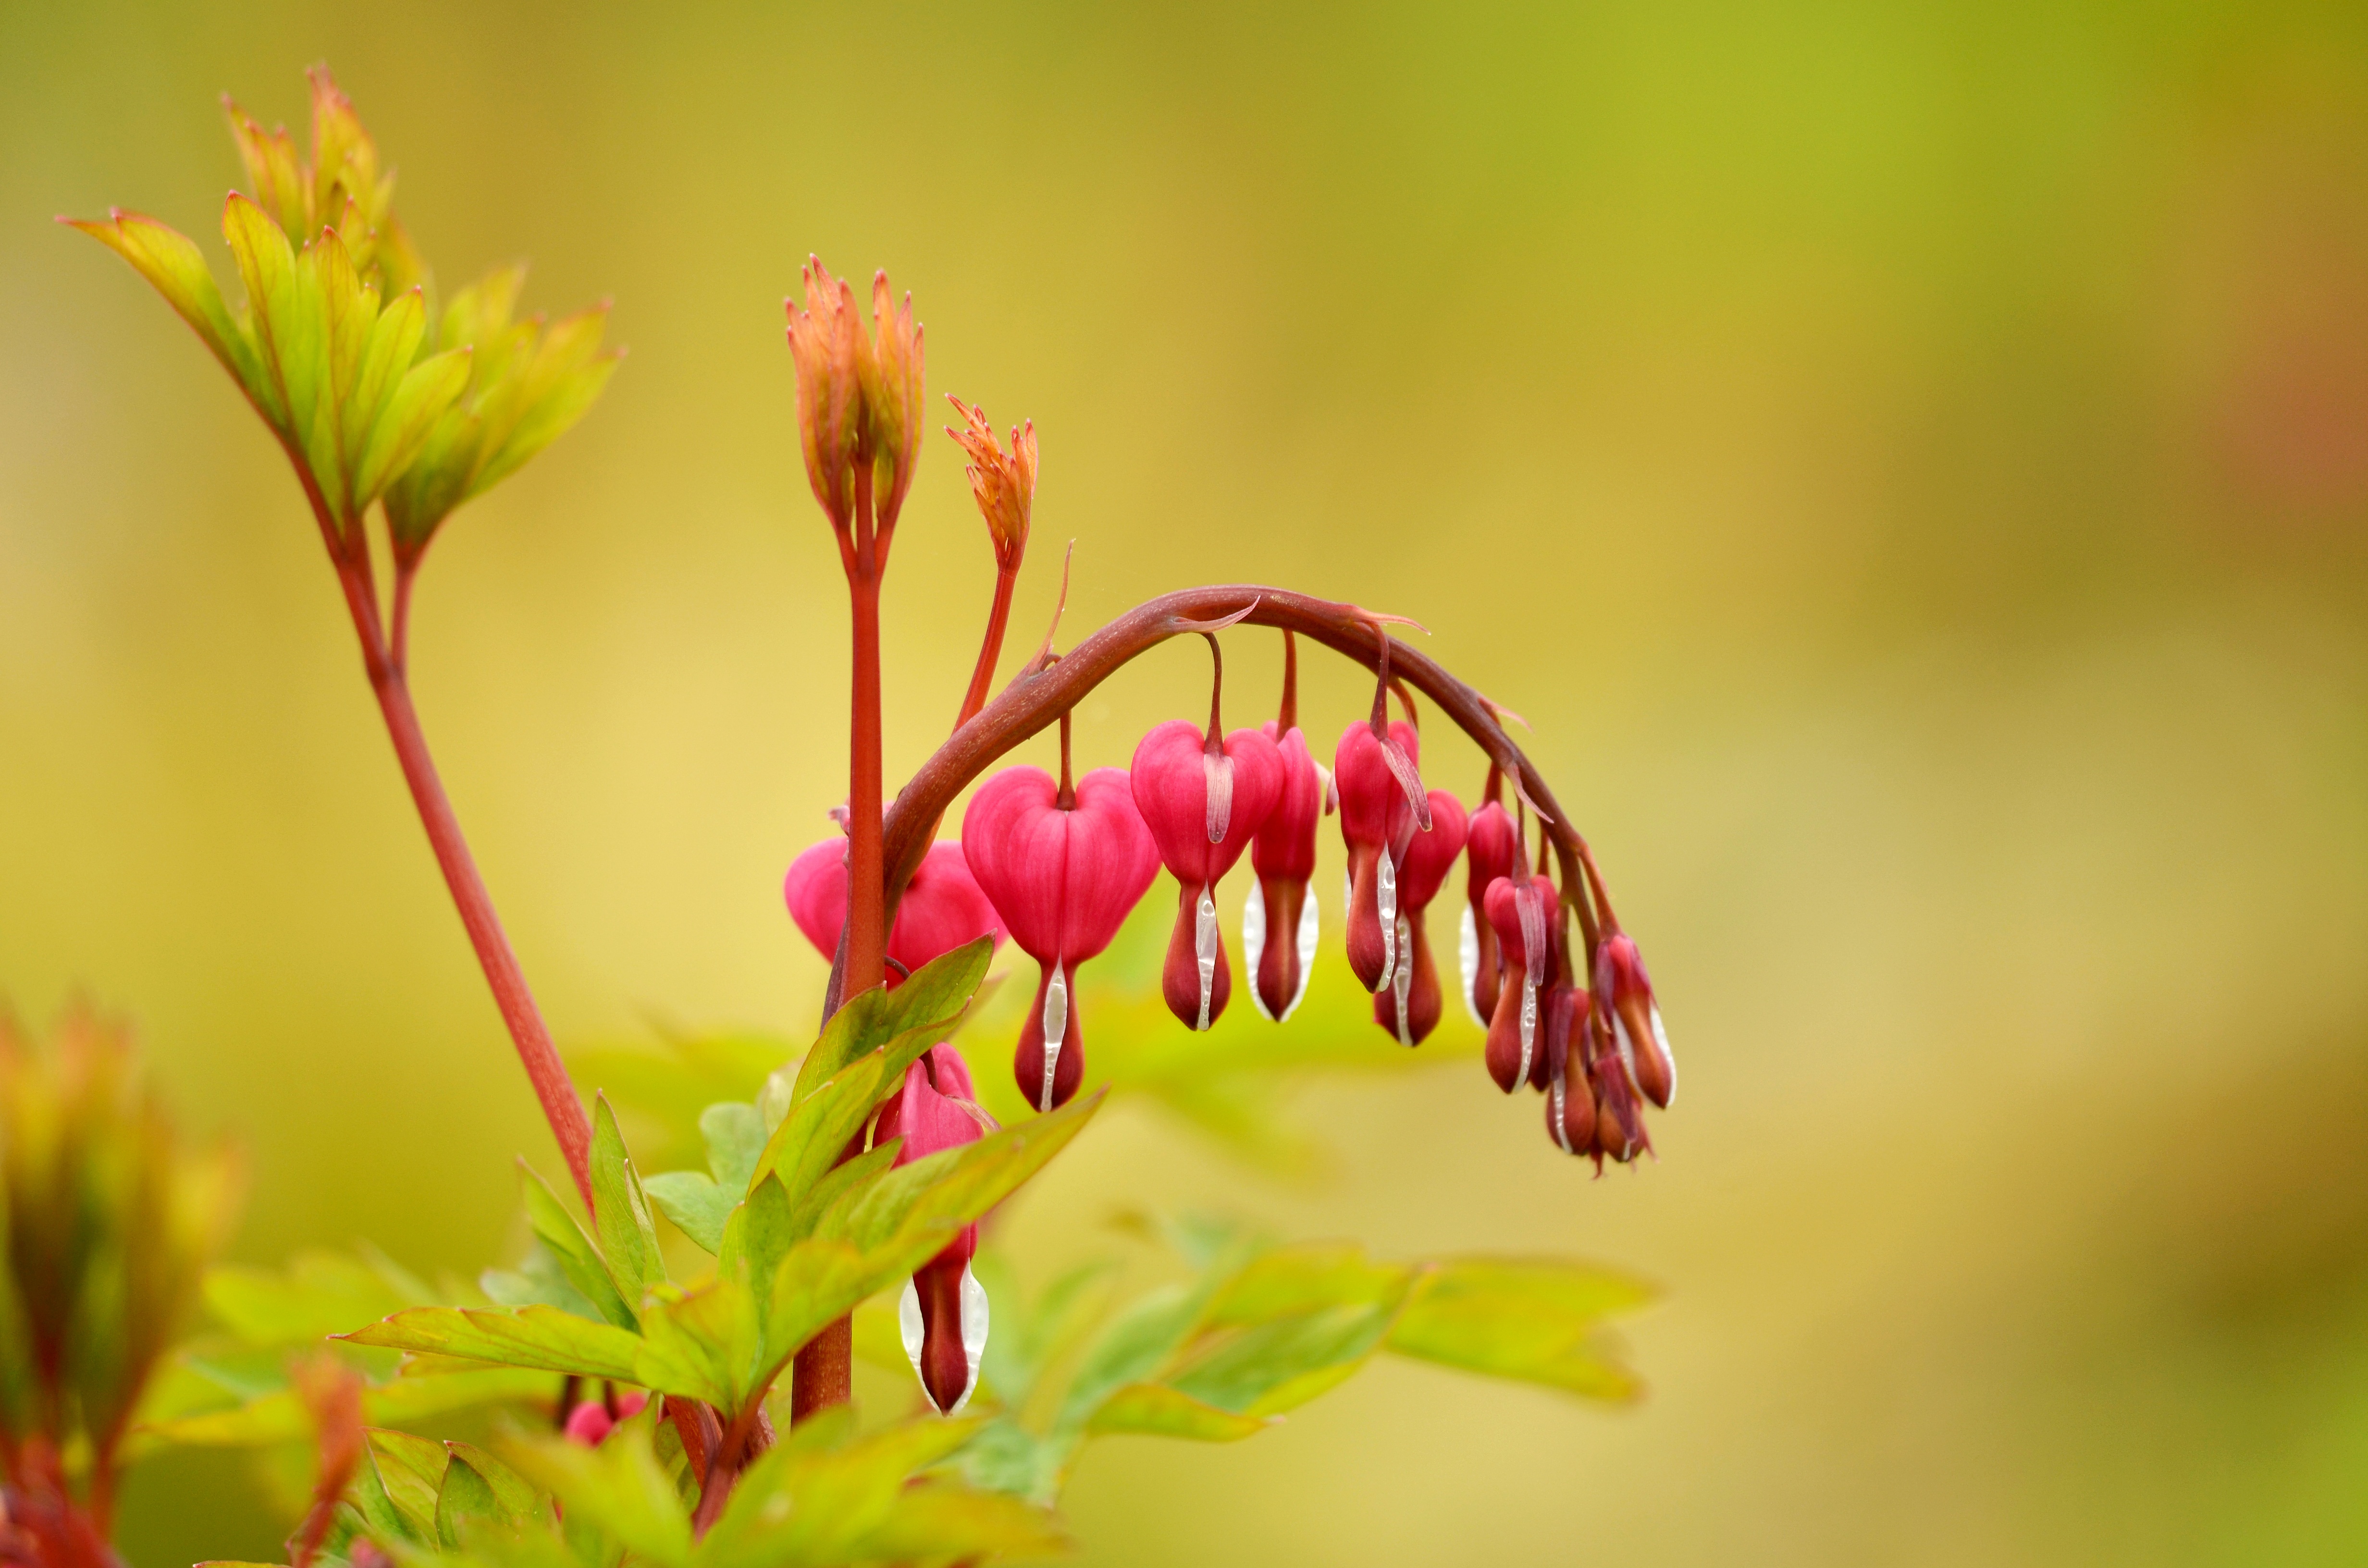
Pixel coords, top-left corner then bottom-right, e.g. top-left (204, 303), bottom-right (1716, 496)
top-left (6, 0), bottom-right (2368, 1562)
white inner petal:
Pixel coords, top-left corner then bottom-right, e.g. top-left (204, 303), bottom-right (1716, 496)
top-left (1550, 1070), bottom-right (1572, 1153)
top-left (1518, 979), bottom-right (1538, 1088)
top-left (1457, 905), bottom-right (1484, 1027)
top-left (1039, 962), bottom-right (1068, 1113)
top-left (1375, 851), bottom-right (1399, 991)
top-left (898, 1277), bottom-right (924, 1372)
top-left (1651, 1005), bottom-right (1676, 1106)
top-left (1202, 750), bottom-right (1235, 845)
top-left (953, 1265), bottom-right (990, 1415)
top-left (1242, 885), bottom-right (1271, 1022)
top-left (1286, 885), bottom-right (1318, 1022)
top-left (1392, 913), bottom-right (1416, 1047)
top-left (1194, 887), bottom-right (1220, 1031)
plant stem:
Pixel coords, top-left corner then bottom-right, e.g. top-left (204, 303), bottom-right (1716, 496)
top-left (331, 551), bottom-right (595, 1208)
top-left (955, 563), bottom-right (1020, 731)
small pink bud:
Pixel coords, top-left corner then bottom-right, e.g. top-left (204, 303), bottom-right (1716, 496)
top-left (1592, 931), bottom-right (1675, 1109)
top-left (1481, 872), bottom-right (1557, 1094)
top-left (783, 838), bottom-right (1005, 984)
top-left (1131, 720), bottom-right (1285, 1031)
top-left (1246, 721), bottom-right (1326, 1022)
top-left (563, 1401), bottom-right (614, 1446)
top-left (1589, 1037), bottom-right (1653, 1168)
top-left (874, 1046), bottom-right (996, 1413)
top-left (1372, 789), bottom-right (1469, 1047)
top-left (1460, 799), bottom-right (1519, 1024)
top-left (962, 765), bottom-right (1160, 1110)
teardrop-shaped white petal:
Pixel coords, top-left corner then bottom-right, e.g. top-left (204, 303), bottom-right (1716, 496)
top-left (1375, 851), bottom-right (1399, 992)
top-left (1242, 885), bottom-right (1271, 1022)
top-left (952, 1265), bottom-right (990, 1415)
top-left (1194, 887), bottom-right (1220, 1031)
top-left (1392, 912), bottom-right (1417, 1047)
top-left (1039, 962), bottom-right (1069, 1113)
top-left (1457, 905), bottom-right (1484, 1027)
top-left (1285, 886), bottom-right (1318, 1022)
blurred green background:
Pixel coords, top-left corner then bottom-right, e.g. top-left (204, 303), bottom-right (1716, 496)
top-left (6, 0), bottom-right (2368, 1561)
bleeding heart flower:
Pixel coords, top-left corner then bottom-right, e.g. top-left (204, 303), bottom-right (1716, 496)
top-left (1244, 720), bottom-right (1327, 1022)
top-left (1593, 931), bottom-right (1675, 1109)
top-left (1459, 798), bottom-right (1519, 1026)
top-left (1335, 719), bottom-right (1431, 994)
top-left (783, 837), bottom-right (1005, 984)
top-left (1131, 719), bottom-right (1284, 1031)
top-left (1372, 789), bottom-right (1469, 1047)
top-left (874, 1044), bottom-right (996, 1413)
top-left (962, 764), bottom-right (1160, 1111)
top-left (1587, 1030), bottom-right (1653, 1168)
top-left (1540, 983), bottom-right (1596, 1155)
top-left (1481, 871), bottom-right (1558, 1094)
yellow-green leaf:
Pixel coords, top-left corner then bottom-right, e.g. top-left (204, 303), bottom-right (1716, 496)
top-left (338, 1304), bottom-right (641, 1381)
top-left (352, 345), bottom-right (469, 513)
top-left (1085, 1382), bottom-right (1272, 1442)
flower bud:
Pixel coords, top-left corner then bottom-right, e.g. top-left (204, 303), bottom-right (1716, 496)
top-left (1481, 872), bottom-right (1557, 1094)
top-left (946, 397), bottom-right (1036, 569)
top-left (1244, 721), bottom-right (1327, 1022)
top-left (1372, 790), bottom-right (1469, 1047)
top-left (875, 1046), bottom-right (995, 1412)
top-left (1592, 931), bottom-right (1676, 1109)
top-left (785, 258), bottom-right (925, 536)
top-left (1335, 719), bottom-right (1430, 993)
top-left (1131, 720), bottom-right (1285, 1031)
top-left (1541, 984), bottom-right (1597, 1155)
top-left (783, 838), bottom-right (1005, 984)
top-left (962, 765), bottom-right (1160, 1111)
top-left (1459, 799), bottom-right (1519, 1025)
top-left (1588, 1037), bottom-right (1653, 1167)
top-left (562, 1401), bottom-right (613, 1446)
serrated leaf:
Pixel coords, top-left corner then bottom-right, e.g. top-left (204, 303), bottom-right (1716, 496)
top-left (789, 940), bottom-right (994, 1105)
top-left (481, 1237), bottom-right (604, 1322)
top-left (519, 1161), bottom-right (636, 1330)
top-left (339, 1305), bottom-right (641, 1381)
top-left (590, 1094), bottom-right (665, 1304)
top-left (1384, 1258), bottom-right (1651, 1401)
top-left (696, 1416), bottom-right (990, 1568)
top-left (203, 1248), bottom-right (437, 1345)
top-left (1085, 1382), bottom-right (1271, 1441)
top-left (701, 1102), bottom-right (766, 1193)
top-left (1170, 1294), bottom-right (1406, 1417)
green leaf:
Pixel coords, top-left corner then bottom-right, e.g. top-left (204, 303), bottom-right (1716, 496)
top-left (352, 343), bottom-right (469, 510)
top-left (632, 1279), bottom-right (760, 1412)
top-left (589, 1094), bottom-right (666, 1304)
top-left (789, 938), bottom-right (995, 1105)
top-left (366, 1427), bottom-right (450, 1542)
top-left (481, 1237), bottom-right (604, 1322)
top-left (701, 1102), bottom-right (766, 1193)
top-left (974, 1255), bottom-right (1118, 1417)
top-left (834, 1479), bottom-right (1070, 1566)
top-left (1169, 1294), bottom-right (1406, 1417)
top-left (65, 210), bottom-right (268, 418)
top-left (202, 1247), bottom-right (437, 1345)
top-left (696, 1415), bottom-right (995, 1568)
top-left (436, 1439), bottom-right (541, 1548)
top-left (1384, 1258), bottom-right (1652, 1401)
top-left (643, 1171), bottom-right (731, 1256)
top-left (132, 1365), bottom-right (553, 1451)
top-left (518, 1161), bottom-right (637, 1330)
top-left (1084, 1382), bottom-right (1272, 1442)
top-left (339, 1305), bottom-right (641, 1381)
top-left (1054, 1235), bottom-right (1251, 1436)
top-left (501, 1418), bottom-right (691, 1568)
top-left (1204, 1242), bottom-right (1411, 1325)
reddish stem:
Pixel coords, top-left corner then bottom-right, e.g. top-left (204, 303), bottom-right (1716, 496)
top-left (956, 564), bottom-right (1020, 731)
top-left (1277, 628), bottom-right (1298, 733)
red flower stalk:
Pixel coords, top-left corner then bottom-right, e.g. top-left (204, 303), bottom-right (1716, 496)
top-left (1335, 716), bottom-right (1431, 993)
top-left (1372, 788), bottom-right (1469, 1047)
top-left (1460, 785), bottom-right (1519, 1025)
top-left (1131, 634), bottom-right (1284, 1031)
top-left (1245, 632), bottom-right (1329, 1022)
top-left (1481, 870), bottom-right (1558, 1093)
top-left (1593, 931), bottom-right (1676, 1109)
top-left (946, 396), bottom-right (1037, 729)
top-left (784, 837), bottom-right (1005, 983)
top-left (873, 1045), bottom-right (996, 1412)
top-left (962, 751), bottom-right (1159, 1111)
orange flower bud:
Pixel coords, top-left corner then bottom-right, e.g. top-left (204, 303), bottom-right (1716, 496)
top-left (946, 395), bottom-right (1037, 568)
top-left (785, 257), bottom-right (925, 537)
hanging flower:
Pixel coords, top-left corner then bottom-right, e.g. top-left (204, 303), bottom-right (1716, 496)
top-left (1372, 789), bottom-right (1469, 1046)
top-left (873, 1045), bottom-right (996, 1412)
top-left (1334, 718), bottom-right (1431, 994)
top-left (1481, 870), bottom-right (1558, 1094)
top-left (1245, 719), bottom-right (1328, 1022)
top-left (1131, 720), bottom-right (1284, 1031)
top-left (962, 764), bottom-right (1160, 1111)
top-left (1593, 931), bottom-right (1676, 1109)
top-left (1459, 796), bottom-right (1519, 1026)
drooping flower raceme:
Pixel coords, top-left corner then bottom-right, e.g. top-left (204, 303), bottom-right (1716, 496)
top-left (1131, 721), bottom-right (1284, 1031)
top-left (872, 1045), bottom-right (996, 1412)
top-left (1336, 718), bottom-right (1430, 994)
top-left (1460, 797), bottom-right (1519, 1025)
top-left (784, 837), bottom-right (1005, 983)
top-left (1481, 870), bottom-right (1559, 1094)
top-left (1244, 719), bottom-right (1328, 1022)
top-left (1371, 789), bottom-right (1469, 1047)
top-left (962, 765), bottom-right (1160, 1111)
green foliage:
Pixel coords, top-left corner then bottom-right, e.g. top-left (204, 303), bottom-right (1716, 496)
top-left (0, 1005), bottom-right (240, 1507)
top-left (946, 1216), bottom-right (1652, 1505)
top-left (66, 66), bottom-right (615, 551)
